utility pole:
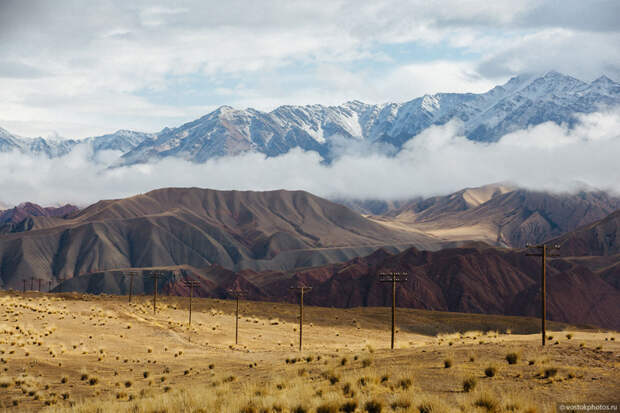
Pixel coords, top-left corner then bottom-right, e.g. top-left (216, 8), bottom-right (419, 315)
top-left (30, 277), bottom-right (35, 291)
top-left (125, 271), bottom-right (138, 303)
top-left (290, 285), bottom-right (312, 352)
top-left (526, 244), bottom-right (560, 346)
top-left (48, 280), bottom-right (52, 292)
top-left (146, 271), bottom-right (165, 314)
top-left (37, 278), bottom-right (42, 292)
top-left (379, 271), bottom-right (408, 350)
top-left (227, 289), bottom-right (247, 345)
top-left (183, 279), bottom-right (201, 326)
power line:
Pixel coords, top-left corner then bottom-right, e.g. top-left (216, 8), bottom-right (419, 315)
top-left (227, 289), bottom-right (248, 345)
top-left (379, 271), bottom-right (408, 350)
top-left (290, 285), bottom-right (312, 352)
top-left (525, 243), bottom-right (560, 346)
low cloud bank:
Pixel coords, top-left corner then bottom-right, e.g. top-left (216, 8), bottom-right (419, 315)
top-left (1, 109), bottom-right (619, 207)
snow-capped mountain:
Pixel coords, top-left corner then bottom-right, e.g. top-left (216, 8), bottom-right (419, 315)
top-left (0, 127), bottom-right (153, 158)
top-left (2, 71), bottom-right (619, 163)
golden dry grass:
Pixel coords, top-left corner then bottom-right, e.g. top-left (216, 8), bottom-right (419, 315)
top-left (0, 290), bottom-right (617, 412)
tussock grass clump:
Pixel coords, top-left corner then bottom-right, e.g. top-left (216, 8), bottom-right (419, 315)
top-left (328, 374), bottom-right (340, 385)
top-left (362, 358), bottom-right (372, 368)
top-left (88, 377), bottom-right (98, 386)
top-left (364, 399), bottom-right (383, 413)
top-left (505, 352), bottom-right (519, 364)
top-left (143, 371), bottom-right (149, 379)
top-left (542, 367), bottom-right (558, 378)
top-left (443, 359), bottom-right (452, 368)
top-left (566, 333), bottom-right (573, 339)
top-left (462, 376), bottom-right (477, 392)
top-left (473, 393), bottom-right (500, 412)
top-left (340, 401), bottom-right (357, 413)
top-left (340, 357), bottom-right (348, 366)
top-left (485, 366), bottom-right (497, 377)
top-left (316, 403), bottom-right (338, 413)
top-left (397, 377), bottom-right (412, 390)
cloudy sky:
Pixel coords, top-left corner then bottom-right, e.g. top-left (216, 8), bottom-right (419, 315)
top-left (1, 0), bottom-right (619, 139)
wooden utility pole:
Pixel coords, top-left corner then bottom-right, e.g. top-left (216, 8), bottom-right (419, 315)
top-left (30, 277), bottom-right (35, 291)
top-left (227, 289), bottom-right (247, 345)
top-left (125, 271), bottom-right (138, 303)
top-left (379, 271), bottom-right (408, 350)
top-left (290, 285), bottom-right (312, 352)
top-left (37, 278), bottom-right (42, 292)
top-left (22, 279), bottom-right (26, 293)
top-left (146, 271), bottom-right (165, 314)
top-left (48, 280), bottom-right (52, 292)
top-left (526, 244), bottom-right (560, 346)
top-left (183, 279), bottom-right (201, 326)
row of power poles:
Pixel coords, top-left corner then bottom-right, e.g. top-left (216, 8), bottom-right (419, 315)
top-left (22, 277), bottom-right (58, 293)
top-left (24, 244), bottom-right (558, 350)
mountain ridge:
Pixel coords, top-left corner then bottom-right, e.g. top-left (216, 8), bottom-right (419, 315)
top-left (1, 71), bottom-right (618, 163)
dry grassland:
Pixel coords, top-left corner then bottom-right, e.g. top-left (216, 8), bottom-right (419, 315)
top-left (0, 291), bottom-right (617, 412)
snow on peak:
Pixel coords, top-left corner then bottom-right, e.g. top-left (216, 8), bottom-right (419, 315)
top-left (421, 95), bottom-right (440, 112)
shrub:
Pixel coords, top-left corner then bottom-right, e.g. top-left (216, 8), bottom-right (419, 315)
top-left (362, 358), bottom-right (372, 368)
top-left (291, 405), bottom-right (307, 413)
top-left (124, 380), bottom-right (132, 388)
top-left (543, 368), bottom-right (558, 378)
top-left (505, 353), bottom-right (519, 364)
top-left (444, 359), bottom-right (452, 368)
top-left (88, 377), bottom-right (98, 386)
top-left (364, 400), bottom-right (383, 413)
top-left (566, 333), bottom-right (573, 340)
top-left (341, 357), bottom-right (348, 366)
top-left (485, 366), bottom-right (497, 377)
top-left (463, 376), bottom-right (477, 392)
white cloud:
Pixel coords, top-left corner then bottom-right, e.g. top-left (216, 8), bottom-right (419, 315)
top-left (0, 108), bottom-right (619, 207)
top-left (0, 0), bottom-right (618, 138)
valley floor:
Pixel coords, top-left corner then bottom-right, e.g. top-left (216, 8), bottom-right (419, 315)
top-left (0, 291), bottom-right (617, 412)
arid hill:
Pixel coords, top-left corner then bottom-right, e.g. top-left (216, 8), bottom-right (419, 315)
top-left (0, 188), bottom-right (440, 289)
top-left (0, 202), bottom-right (78, 230)
top-left (552, 209), bottom-right (620, 256)
top-left (59, 242), bottom-right (620, 330)
top-left (366, 184), bottom-right (620, 248)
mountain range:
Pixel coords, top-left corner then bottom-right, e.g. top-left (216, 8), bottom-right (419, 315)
top-left (59, 226), bottom-right (620, 329)
top-left (363, 184), bottom-right (620, 248)
top-left (1, 71), bottom-right (618, 163)
top-left (1, 186), bottom-right (618, 329)
top-left (0, 187), bottom-right (441, 289)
